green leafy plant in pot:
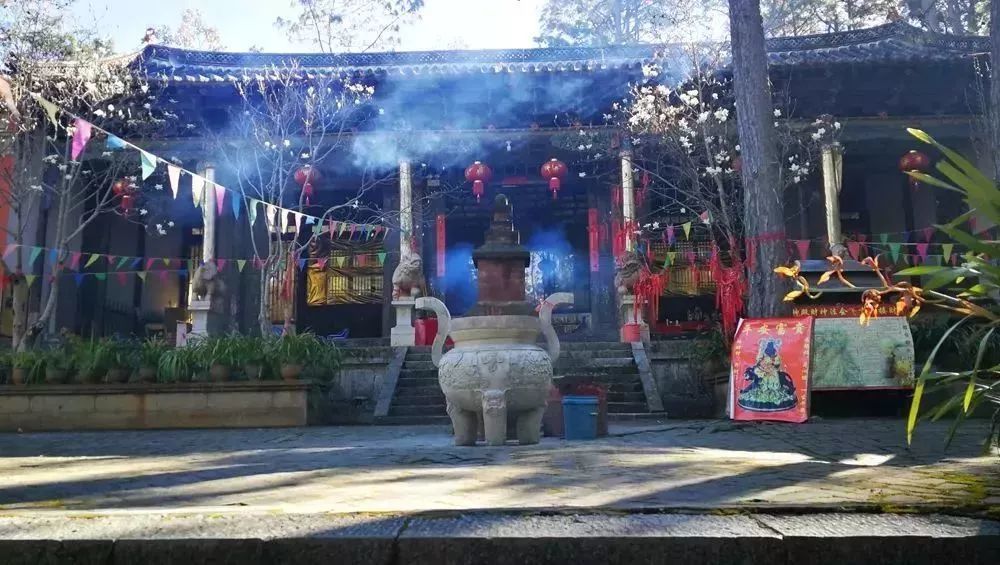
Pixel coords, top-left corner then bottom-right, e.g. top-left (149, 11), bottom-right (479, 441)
top-left (275, 333), bottom-right (323, 381)
top-left (104, 340), bottom-right (135, 384)
top-left (71, 339), bottom-right (110, 384)
top-left (42, 348), bottom-right (74, 384)
top-left (235, 335), bottom-right (270, 380)
top-left (136, 338), bottom-right (168, 383)
top-left (10, 350), bottom-right (43, 385)
top-left (205, 335), bottom-right (240, 382)
top-left (158, 346), bottom-right (196, 383)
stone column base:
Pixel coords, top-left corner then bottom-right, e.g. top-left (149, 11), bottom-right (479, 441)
top-left (390, 298), bottom-right (416, 347)
top-left (619, 295), bottom-right (650, 343)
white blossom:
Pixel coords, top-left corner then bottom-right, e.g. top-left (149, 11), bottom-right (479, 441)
top-left (735, 144), bottom-right (740, 151)
top-left (834, 122), bottom-right (842, 130)
top-left (793, 175), bottom-right (801, 183)
top-left (711, 93), bottom-right (719, 100)
top-left (107, 104), bottom-right (115, 112)
top-left (139, 208), bottom-right (148, 216)
top-left (696, 111), bottom-right (710, 124)
top-left (773, 109), bottom-right (782, 117)
top-left (154, 183), bottom-right (164, 190)
top-left (283, 139), bottom-right (291, 147)
top-left (811, 132), bottom-right (822, 141)
top-left (713, 108), bottom-right (729, 122)
top-left (578, 172), bottom-right (587, 178)
top-left (168, 221), bottom-right (175, 227)
top-left (378, 108), bottom-right (385, 115)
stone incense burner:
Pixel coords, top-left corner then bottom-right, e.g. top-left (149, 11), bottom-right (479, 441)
top-left (416, 195), bottom-right (571, 446)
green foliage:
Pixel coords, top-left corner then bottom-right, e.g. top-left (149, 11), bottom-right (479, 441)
top-left (138, 338), bottom-right (169, 369)
top-left (157, 346), bottom-right (197, 383)
top-left (902, 129), bottom-right (1000, 450)
top-left (11, 350), bottom-right (45, 383)
top-left (39, 347), bottom-right (74, 372)
top-left (202, 335), bottom-right (243, 368)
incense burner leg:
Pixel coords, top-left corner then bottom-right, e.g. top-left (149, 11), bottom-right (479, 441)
top-left (481, 389), bottom-right (508, 446)
top-left (516, 406), bottom-right (545, 445)
top-left (447, 401), bottom-right (478, 446)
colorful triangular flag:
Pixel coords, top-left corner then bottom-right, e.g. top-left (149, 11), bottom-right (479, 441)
top-left (335, 255), bottom-right (346, 267)
top-left (73, 273), bottom-right (84, 287)
top-left (115, 256), bottom-right (129, 270)
top-left (232, 194), bottom-right (242, 219)
top-left (922, 226), bottom-right (934, 243)
top-left (106, 134), bottom-right (127, 151)
top-left (131, 257), bottom-right (142, 270)
top-left (167, 165), bottom-right (181, 199)
top-left (85, 253), bottom-right (100, 268)
top-left (377, 252), bottom-right (386, 265)
top-left (137, 272), bottom-right (147, 282)
top-left (191, 175), bottom-right (205, 208)
top-left (682, 222), bottom-right (691, 240)
top-left (237, 259), bottom-right (246, 272)
top-left (115, 272), bottom-right (127, 286)
top-left (28, 246), bottom-right (42, 265)
top-left (249, 199), bottom-right (259, 226)
top-left (24, 274), bottom-right (37, 287)
top-left (70, 119), bottom-right (92, 160)
top-left (94, 273), bottom-right (107, 281)
top-left (215, 184), bottom-right (226, 217)
top-left (70, 252), bottom-right (82, 270)
top-left (35, 96), bottom-right (60, 127)
top-left (889, 243), bottom-right (901, 262)
top-left (140, 151), bottom-right (157, 180)
top-left (879, 233), bottom-right (889, 246)
top-left (216, 259), bottom-right (227, 271)
top-left (941, 243), bottom-right (954, 263)
top-left (794, 240), bottom-right (810, 260)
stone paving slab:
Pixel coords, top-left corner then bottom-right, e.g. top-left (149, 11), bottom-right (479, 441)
top-left (0, 420), bottom-right (996, 515)
top-left (0, 512), bottom-right (996, 565)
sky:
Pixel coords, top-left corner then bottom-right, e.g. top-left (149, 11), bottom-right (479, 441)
top-left (71, 0), bottom-right (545, 53)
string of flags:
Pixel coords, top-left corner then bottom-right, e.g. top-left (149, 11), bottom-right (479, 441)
top-left (31, 94), bottom-right (387, 239)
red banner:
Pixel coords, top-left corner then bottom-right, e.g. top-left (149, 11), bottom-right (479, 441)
top-left (436, 214), bottom-right (446, 278)
top-left (730, 317), bottom-right (813, 424)
top-left (588, 208), bottom-right (600, 272)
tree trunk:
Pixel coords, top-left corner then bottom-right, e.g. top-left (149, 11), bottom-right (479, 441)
top-left (729, 0), bottom-right (787, 317)
top-left (990, 0), bottom-right (1000, 181)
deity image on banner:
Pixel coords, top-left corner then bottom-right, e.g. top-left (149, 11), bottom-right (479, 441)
top-left (730, 317), bottom-right (813, 424)
top-left (737, 339), bottom-right (797, 412)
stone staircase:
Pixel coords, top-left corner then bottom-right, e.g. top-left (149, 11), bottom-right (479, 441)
top-left (377, 347), bottom-right (451, 425)
top-left (377, 342), bottom-right (663, 425)
top-left (553, 342), bottom-right (661, 420)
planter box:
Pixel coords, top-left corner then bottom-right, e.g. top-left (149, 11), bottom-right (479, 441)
top-left (0, 381), bottom-right (309, 431)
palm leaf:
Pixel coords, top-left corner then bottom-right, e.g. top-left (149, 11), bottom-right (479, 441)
top-left (908, 315), bottom-right (972, 445)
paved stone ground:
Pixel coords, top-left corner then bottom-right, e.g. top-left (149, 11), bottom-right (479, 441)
top-left (0, 419), bottom-right (996, 515)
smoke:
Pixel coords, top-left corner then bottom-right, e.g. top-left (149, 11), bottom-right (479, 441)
top-left (441, 241), bottom-right (477, 315)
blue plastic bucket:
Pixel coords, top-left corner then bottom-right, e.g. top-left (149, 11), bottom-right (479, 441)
top-left (562, 395), bottom-right (599, 440)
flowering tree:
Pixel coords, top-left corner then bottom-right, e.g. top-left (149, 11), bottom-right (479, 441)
top-left (623, 53), bottom-right (838, 331)
top-left (275, 0), bottom-right (425, 53)
top-left (0, 0), bottom-right (171, 350)
top-left (221, 68), bottom-right (391, 335)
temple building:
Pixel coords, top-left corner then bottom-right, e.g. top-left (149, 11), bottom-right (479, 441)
top-left (0, 22), bottom-right (990, 344)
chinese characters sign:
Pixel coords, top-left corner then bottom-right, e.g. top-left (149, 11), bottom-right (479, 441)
top-left (792, 304), bottom-right (898, 318)
top-left (730, 318), bottom-right (813, 423)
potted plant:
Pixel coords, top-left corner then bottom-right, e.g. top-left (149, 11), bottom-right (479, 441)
top-left (275, 333), bottom-right (323, 381)
top-left (11, 350), bottom-right (42, 385)
top-left (236, 335), bottom-right (269, 380)
top-left (158, 346), bottom-right (196, 383)
top-left (205, 336), bottom-right (239, 382)
top-left (104, 340), bottom-right (135, 384)
top-left (136, 338), bottom-right (168, 383)
top-left (72, 339), bottom-right (110, 384)
top-left (42, 348), bottom-right (74, 384)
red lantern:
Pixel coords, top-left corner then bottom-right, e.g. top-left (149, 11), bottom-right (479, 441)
top-left (899, 150), bottom-right (930, 190)
top-left (464, 161), bottom-right (492, 202)
top-left (112, 178), bottom-right (137, 214)
top-left (294, 165), bottom-right (321, 205)
top-left (540, 158), bottom-right (568, 199)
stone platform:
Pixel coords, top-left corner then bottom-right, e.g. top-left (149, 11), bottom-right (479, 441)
top-left (0, 420), bottom-right (997, 563)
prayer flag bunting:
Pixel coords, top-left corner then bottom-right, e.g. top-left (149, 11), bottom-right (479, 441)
top-left (879, 233), bottom-right (889, 245)
top-left (145, 258), bottom-right (156, 270)
top-left (682, 222), bottom-right (691, 240)
top-left (922, 227), bottom-right (935, 242)
top-left (237, 259), bottom-right (246, 272)
top-left (71, 119), bottom-right (92, 160)
top-left (316, 258), bottom-right (328, 270)
top-left (94, 273), bottom-right (106, 281)
top-left (158, 270), bottom-right (168, 282)
top-left (847, 241), bottom-right (860, 260)
top-left (191, 175), bottom-right (205, 208)
top-left (73, 273), bottom-right (84, 287)
top-left (163, 258), bottom-right (171, 267)
top-left (889, 243), bottom-right (901, 262)
top-left (794, 240), bottom-right (810, 260)
top-left (294, 212), bottom-right (304, 234)
top-left (106, 134), bottom-right (127, 151)
top-left (35, 96), bottom-right (59, 127)
top-left (131, 257), bottom-right (142, 270)
top-left (377, 252), bottom-right (386, 265)
top-left (215, 184), bottom-right (226, 217)
top-left (24, 274), bottom-right (37, 287)
top-left (48, 248), bottom-right (59, 264)
top-left (28, 246), bottom-right (42, 265)
top-left (666, 225), bottom-right (675, 245)
top-left (335, 256), bottom-right (346, 267)
top-left (85, 253), bottom-right (100, 268)
top-left (216, 259), bottom-right (227, 271)
top-left (232, 194), bottom-right (241, 219)
top-left (167, 165), bottom-right (181, 199)
top-left (70, 252), bottom-right (82, 270)
top-left (916, 242), bottom-right (929, 261)
top-left (248, 199), bottom-right (259, 226)
top-left (115, 272), bottom-right (127, 286)
top-left (941, 243), bottom-right (954, 263)
top-left (2, 243), bottom-right (15, 258)
top-left (115, 256), bottom-right (129, 270)
top-left (298, 258), bottom-right (306, 270)
top-left (137, 272), bottom-right (147, 282)
top-left (140, 151), bottom-right (157, 180)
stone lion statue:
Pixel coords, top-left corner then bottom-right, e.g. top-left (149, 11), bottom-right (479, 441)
top-left (192, 261), bottom-right (225, 301)
top-left (614, 250), bottom-right (643, 296)
top-left (392, 251), bottom-right (426, 300)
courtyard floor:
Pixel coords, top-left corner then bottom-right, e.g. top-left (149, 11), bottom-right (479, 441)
top-left (0, 419), bottom-right (997, 516)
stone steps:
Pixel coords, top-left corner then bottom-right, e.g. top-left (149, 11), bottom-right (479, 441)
top-left (608, 402), bottom-right (649, 414)
top-left (390, 404), bottom-right (447, 417)
top-left (377, 415), bottom-right (452, 425)
top-left (395, 385), bottom-right (443, 397)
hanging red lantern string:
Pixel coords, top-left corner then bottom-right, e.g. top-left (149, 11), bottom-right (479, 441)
top-left (611, 185), bottom-right (622, 208)
top-left (635, 171), bottom-right (650, 209)
top-left (464, 161), bottom-right (492, 203)
top-left (634, 268), bottom-right (665, 324)
top-left (898, 150), bottom-right (930, 190)
top-left (540, 158), bottom-right (568, 199)
top-left (294, 165), bottom-right (322, 205)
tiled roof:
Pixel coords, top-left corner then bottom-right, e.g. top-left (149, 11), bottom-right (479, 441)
top-left (138, 22), bottom-right (988, 83)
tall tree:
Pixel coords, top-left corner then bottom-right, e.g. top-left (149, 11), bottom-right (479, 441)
top-left (905, 0), bottom-right (989, 34)
top-left (729, 0), bottom-right (786, 317)
top-left (535, 0), bottom-right (708, 46)
top-left (157, 9), bottom-right (225, 51)
top-left (990, 0), bottom-right (1000, 181)
top-left (275, 0), bottom-right (424, 53)
top-left (762, 0), bottom-right (897, 36)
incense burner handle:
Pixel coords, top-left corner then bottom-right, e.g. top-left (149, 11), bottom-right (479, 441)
top-left (415, 297), bottom-right (451, 368)
top-left (539, 292), bottom-right (573, 362)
